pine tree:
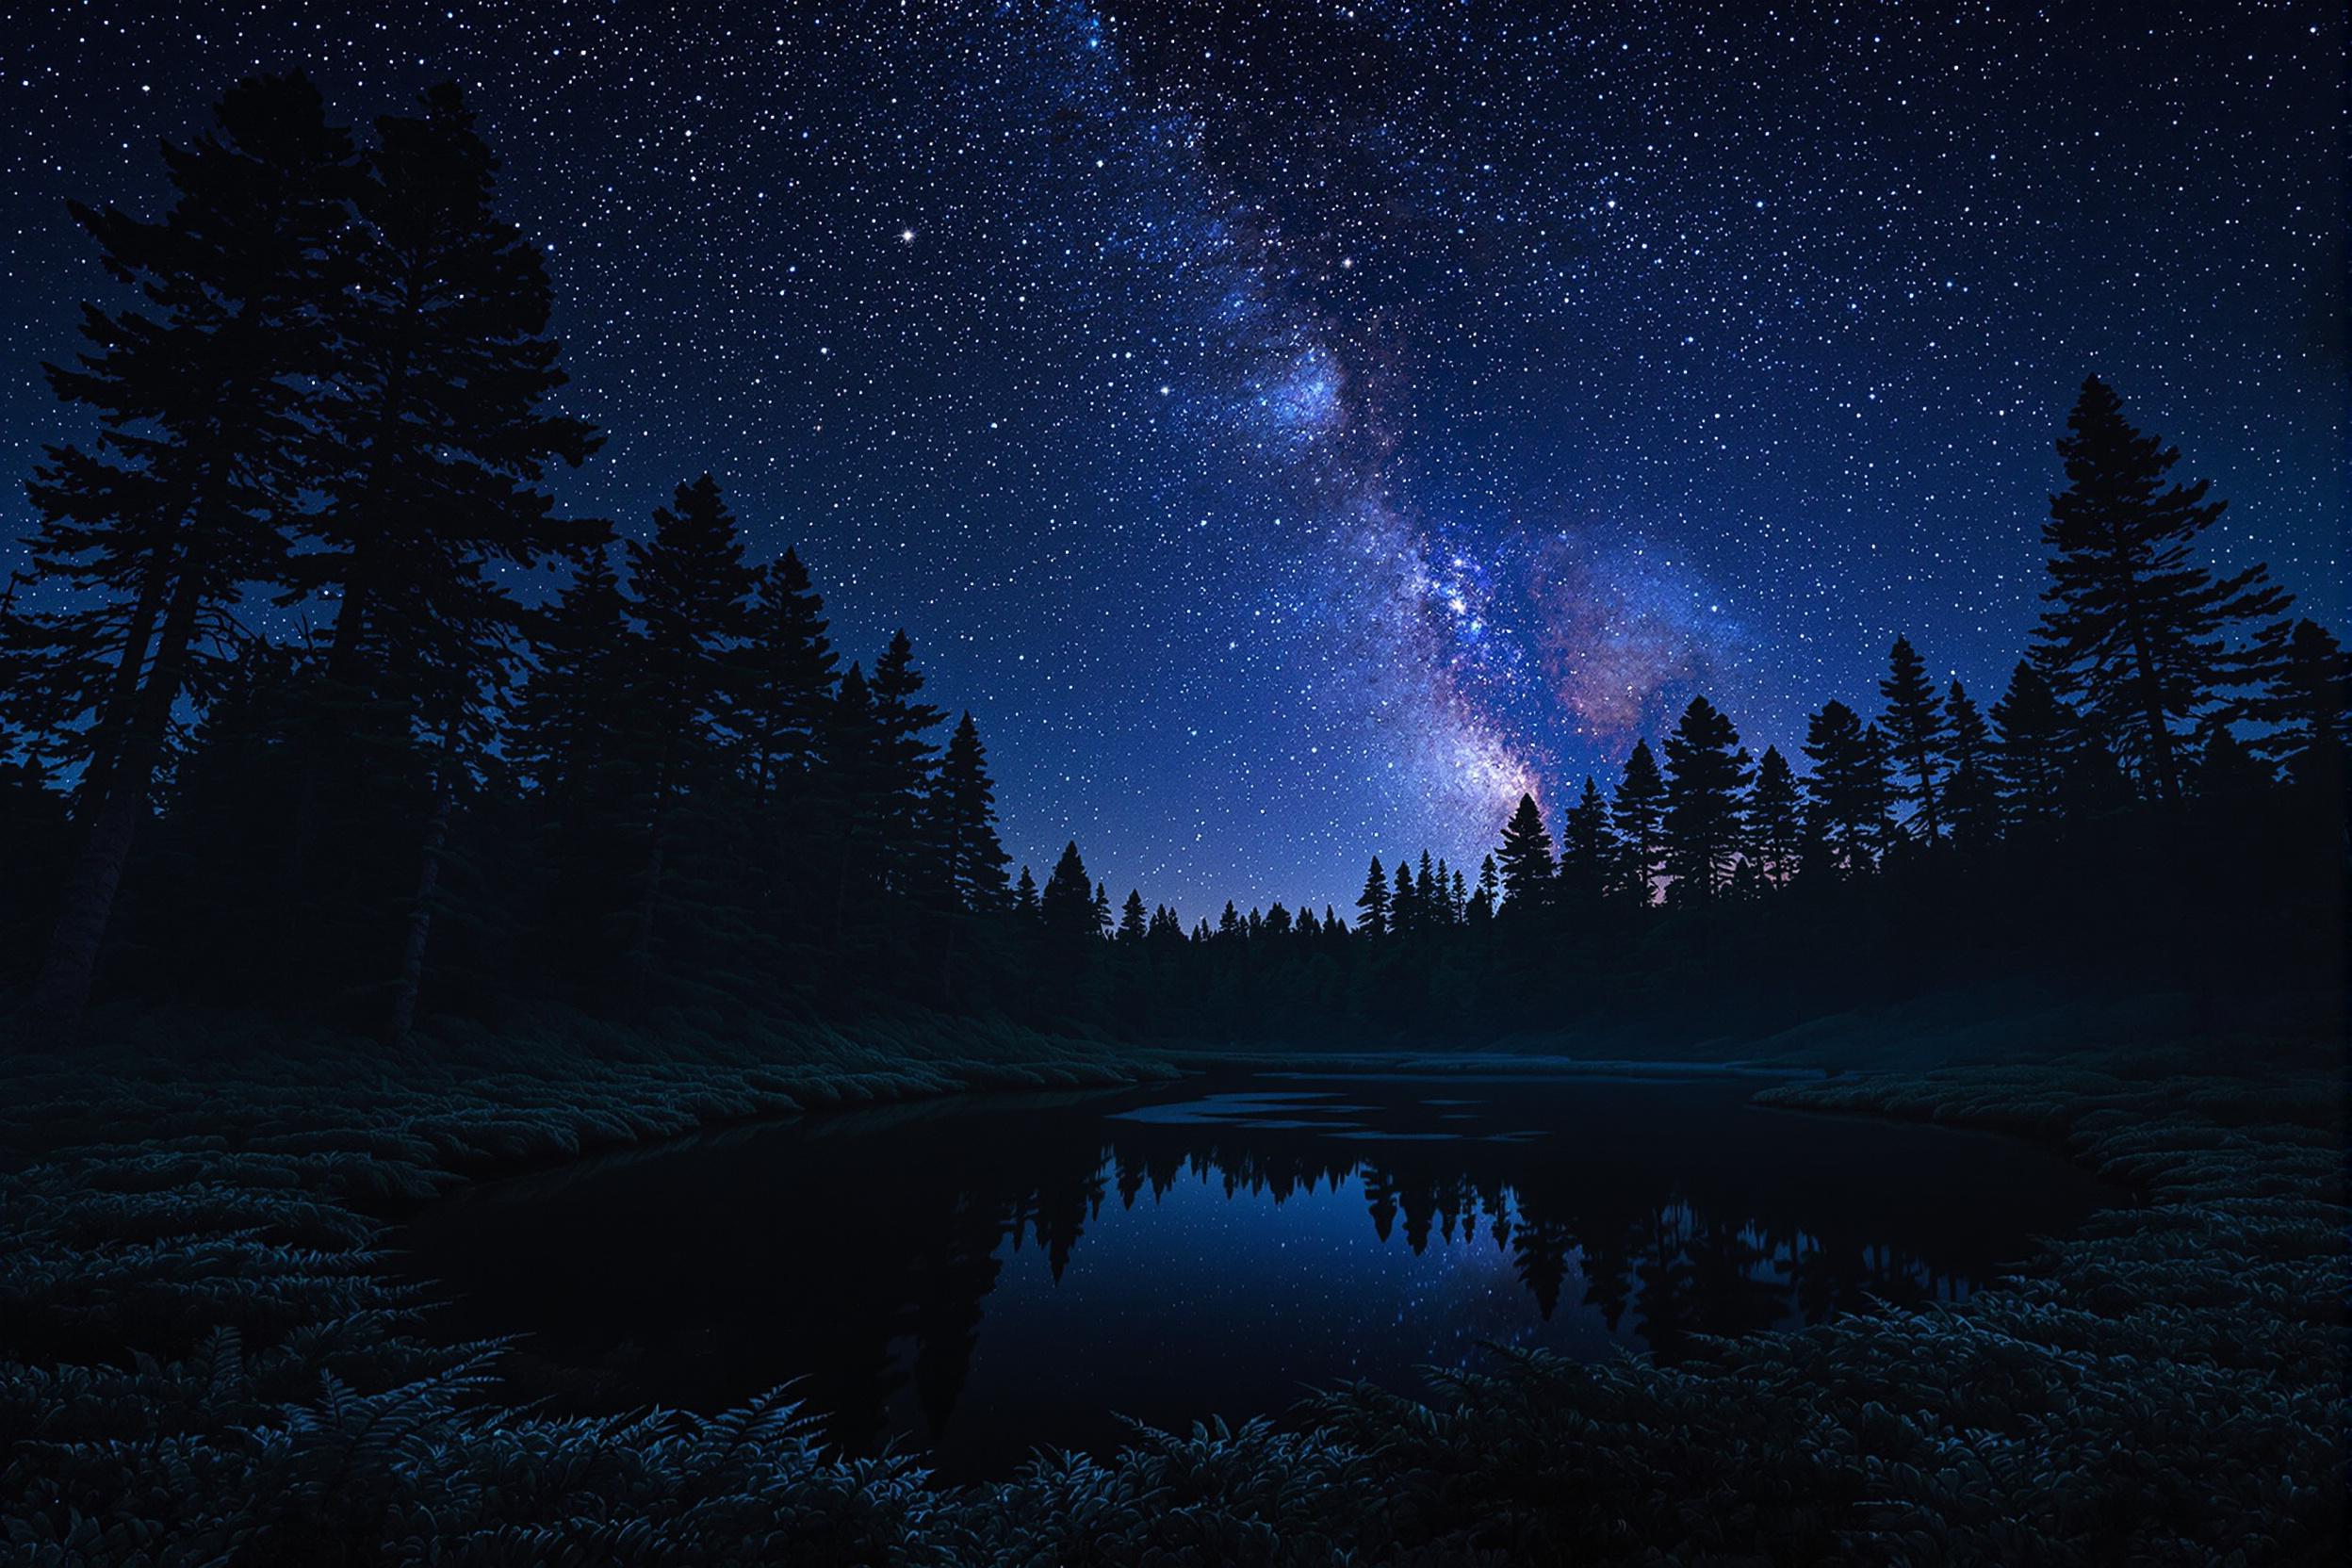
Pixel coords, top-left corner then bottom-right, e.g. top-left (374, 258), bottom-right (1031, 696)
top-left (1039, 842), bottom-right (1094, 939)
top-left (24, 75), bottom-right (351, 1033)
top-left (1415, 850), bottom-right (1441, 924)
top-left (1118, 890), bottom-right (1148, 944)
top-left (1802, 701), bottom-right (1874, 874)
top-left (1392, 858), bottom-right (1418, 939)
top-left (1354, 857), bottom-right (1389, 939)
top-left (1012, 865), bottom-right (1039, 923)
top-left (1942, 679), bottom-right (2001, 855)
top-left (932, 711), bottom-right (1011, 914)
top-left (2034, 376), bottom-right (2288, 804)
top-left (1660, 695), bottom-right (1751, 903)
top-left (290, 84), bottom-right (598, 1039)
top-left (1470, 854), bottom-right (1500, 923)
top-left (1989, 661), bottom-right (2068, 828)
top-left (2236, 618), bottom-right (2348, 801)
top-left (620, 474), bottom-right (756, 981)
top-left (1556, 776), bottom-right (1614, 904)
top-left (1611, 742), bottom-right (1667, 906)
top-left (737, 548), bottom-right (837, 800)
top-left (1878, 636), bottom-right (1945, 842)
top-left (869, 629), bottom-right (946, 906)
top-left (294, 82), bottom-right (596, 757)
top-left (1494, 792), bottom-right (1556, 906)
top-left (1746, 746), bottom-right (1802, 889)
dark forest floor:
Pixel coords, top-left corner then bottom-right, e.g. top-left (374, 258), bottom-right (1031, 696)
top-left (3, 997), bottom-right (2344, 1565)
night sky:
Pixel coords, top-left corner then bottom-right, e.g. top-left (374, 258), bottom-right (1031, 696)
top-left (2, 1), bottom-right (2342, 917)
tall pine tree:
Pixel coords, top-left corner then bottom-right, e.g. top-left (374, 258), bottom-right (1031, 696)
top-left (2034, 376), bottom-right (2288, 804)
top-left (1660, 695), bottom-right (1751, 903)
top-left (1878, 636), bottom-right (1945, 843)
top-left (1494, 793), bottom-right (1556, 907)
top-left (25, 75), bottom-right (351, 1033)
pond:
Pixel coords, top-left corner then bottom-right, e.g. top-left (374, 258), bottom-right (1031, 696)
top-left (400, 1069), bottom-right (2116, 1480)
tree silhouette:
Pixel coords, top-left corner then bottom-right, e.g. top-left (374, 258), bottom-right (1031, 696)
top-left (1611, 741), bottom-right (1667, 906)
top-left (736, 548), bottom-right (837, 802)
top-left (620, 474), bottom-right (756, 986)
top-left (1878, 636), bottom-right (1945, 843)
top-left (1354, 860), bottom-right (1382, 944)
top-left (1746, 746), bottom-right (1802, 889)
top-left (2237, 618), bottom-right (2348, 805)
top-left (24, 75), bottom-right (351, 1034)
top-left (1494, 793), bottom-right (1556, 907)
top-left (1556, 776), bottom-right (1614, 906)
top-left (1941, 679), bottom-right (2001, 856)
top-left (1802, 701), bottom-right (1875, 875)
top-left (869, 629), bottom-right (946, 916)
top-left (1988, 662), bottom-right (2068, 830)
top-left (2034, 376), bottom-right (2288, 805)
top-left (1661, 695), bottom-right (1750, 903)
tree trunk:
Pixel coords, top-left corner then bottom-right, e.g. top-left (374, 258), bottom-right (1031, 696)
top-left (29, 566), bottom-right (204, 1037)
top-left (74, 549), bottom-right (171, 828)
top-left (386, 776), bottom-right (452, 1048)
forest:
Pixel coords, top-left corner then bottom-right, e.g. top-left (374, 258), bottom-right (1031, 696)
top-left (0, 72), bottom-right (2343, 1568)
top-left (1, 73), bottom-right (2342, 1054)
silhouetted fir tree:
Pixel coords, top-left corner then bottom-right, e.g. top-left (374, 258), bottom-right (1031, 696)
top-left (1802, 701), bottom-right (1879, 874)
top-left (1611, 741), bottom-right (1667, 906)
top-left (1941, 679), bottom-right (2001, 857)
top-left (1746, 746), bottom-right (1802, 889)
top-left (1469, 855), bottom-right (1499, 923)
top-left (869, 629), bottom-right (946, 913)
top-left (620, 474), bottom-right (756, 988)
top-left (1038, 841), bottom-right (1098, 1014)
top-left (1093, 881), bottom-right (1113, 938)
top-left (1660, 695), bottom-right (1750, 904)
top-left (2034, 375), bottom-right (2289, 804)
top-left (1354, 857), bottom-right (1388, 939)
top-left (1556, 776), bottom-right (1614, 905)
top-left (1391, 859), bottom-right (1418, 939)
top-left (1118, 890), bottom-right (1148, 944)
top-left (286, 85), bottom-right (597, 1036)
top-left (927, 710), bottom-right (1011, 1002)
top-left (1989, 662), bottom-right (2068, 830)
top-left (1878, 636), bottom-right (1945, 843)
top-left (2237, 618), bottom-right (2348, 804)
top-left (736, 548), bottom-right (837, 800)
top-left (1450, 866), bottom-right (1468, 923)
top-left (1494, 793), bottom-right (1555, 906)
top-left (23, 75), bottom-right (351, 1034)
top-left (1415, 851), bottom-right (1441, 924)
top-left (1012, 865), bottom-right (1039, 923)
top-left (932, 711), bottom-right (1011, 913)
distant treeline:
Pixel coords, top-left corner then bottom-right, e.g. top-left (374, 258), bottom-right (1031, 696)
top-left (2, 74), bottom-right (2344, 1046)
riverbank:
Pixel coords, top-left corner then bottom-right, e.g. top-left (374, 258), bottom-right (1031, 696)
top-left (3, 1000), bottom-right (2342, 1564)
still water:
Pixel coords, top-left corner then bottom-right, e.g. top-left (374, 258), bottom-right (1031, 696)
top-left (401, 1070), bottom-right (2114, 1479)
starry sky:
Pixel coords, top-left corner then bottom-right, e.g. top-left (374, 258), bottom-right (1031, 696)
top-left (2, 0), bottom-right (2343, 917)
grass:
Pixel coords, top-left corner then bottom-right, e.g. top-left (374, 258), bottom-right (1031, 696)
top-left (2, 999), bottom-right (2343, 1564)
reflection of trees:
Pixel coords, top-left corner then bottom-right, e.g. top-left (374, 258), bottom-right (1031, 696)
top-left (463, 1087), bottom-right (2027, 1459)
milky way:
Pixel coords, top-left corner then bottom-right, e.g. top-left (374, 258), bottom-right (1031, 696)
top-left (1, 0), bottom-right (2341, 916)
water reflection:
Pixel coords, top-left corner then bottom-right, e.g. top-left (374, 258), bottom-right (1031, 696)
top-left (403, 1072), bottom-right (2111, 1478)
